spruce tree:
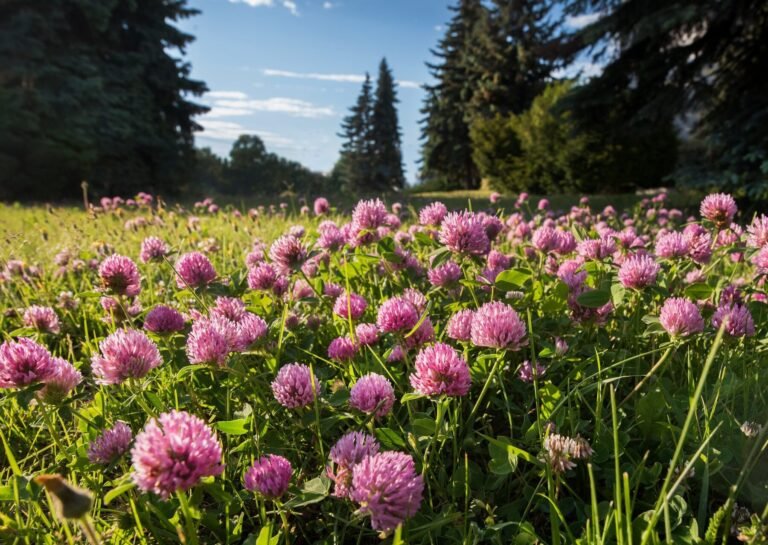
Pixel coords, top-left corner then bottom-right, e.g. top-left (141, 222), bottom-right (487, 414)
top-left (0, 0), bottom-right (207, 200)
top-left (420, 0), bottom-right (486, 190)
top-left (370, 58), bottom-right (405, 192)
top-left (337, 73), bottom-right (374, 193)
top-left (559, 0), bottom-right (768, 195)
top-left (466, 0), bottom-right (556, 119)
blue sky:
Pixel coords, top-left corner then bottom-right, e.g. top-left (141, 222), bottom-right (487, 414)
top-left (177, 0), bottom-right (598, 184)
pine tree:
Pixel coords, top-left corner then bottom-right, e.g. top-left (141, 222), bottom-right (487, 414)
top-left (337, 73), bottom-right (374, 193)
top-left (420, 0), bottom-right (486, 189)
top-left (0, 0), bottom-right (207, 200)
top-left (466, 0), bottom-right (557, 119)
top-left (559, 0), bottom-right (768, 196)
top-left (370, 58), bottom-right (405, 192)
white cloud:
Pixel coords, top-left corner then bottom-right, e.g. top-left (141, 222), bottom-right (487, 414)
top-left (282, 0), bottom-right (298, 16)
top-left (197, 119), bottom-right (294, 148)
top-left (205, 91), bottom-right (249, 100)
top-left (205, 107), bottom-right (256, 118)
top-left (216, 97), bottom-right (335, 118)
top-left (263, 68), bottom-right (422, 89)
top-left (264, 68), bottom-right (365, 83)
top-left (323, 1), bottom-right (334, 8)
top-left (203, 90), bottom-right (335, 118)
top-left (565, 12), bottom-right (602, 29)
top-left (229, 0), bottom-right (273, 6)
top-left (434, 24), bottom-right (444, 32)
top-left (229, 0), bottom-right (298, 15)
top-left (398, 80), bottom-right (421, 89)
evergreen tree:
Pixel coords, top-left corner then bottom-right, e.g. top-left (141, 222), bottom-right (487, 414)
top-left (337, 74), bottom-right (374, 193)
top-left (559, 0), bottom-right (768, 196)
top-left (0, 0), bottom-right (207, 200)
top-left (466, 0), bottom-right (557, 119)
top-left (370, 58), bottom-right (405, 192)
top-left (420, 0), bottom-right (486, 190)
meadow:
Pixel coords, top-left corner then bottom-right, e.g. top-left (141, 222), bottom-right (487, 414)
top-left (0, 191), bottom-right (766, 545)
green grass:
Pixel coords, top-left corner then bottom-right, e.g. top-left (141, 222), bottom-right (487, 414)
top-left (0, 194), bottom-right (766, 545)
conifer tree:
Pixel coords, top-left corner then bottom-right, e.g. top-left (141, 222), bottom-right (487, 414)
top-left (420, 0), bottom-right (486, 189)
top-left (559, 0), bottom-right (768, 195)
top-left (466, 0), bottom-right (556, 119)
top-left (337, 73), bottom-right (374, 193)
top-left (0, 0), bottom-right (208, 200)
top-left (370, 58), bottom-right (405, 192)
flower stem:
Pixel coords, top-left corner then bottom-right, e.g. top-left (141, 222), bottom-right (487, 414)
top-left (276, 500), bottom-right (291, 544)
top-left (41, 403), bottom-right (63, 453)
top-left (176, 491), bottom-right (199, 545)
top-left (79, 516), bottom-right (101, 545)
top-left (465, 351), bottom-right (505, 431)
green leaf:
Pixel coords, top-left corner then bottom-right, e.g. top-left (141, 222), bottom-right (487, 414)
top-left (414, 231), bottom-right (437, 247)
top-left (488, 437), bottom-right (518, 475)
top-left (0, 428), bottom-right (21, 476)
top-left (374, 427), bottom-right (406, 449)
top-left (479, 434), bottom-right (541, 467)
top-left (411, 417), bottom-right (437, 438)
top-left (0, 485), bottom-right (11, 501)
top-left (611, 283), bottom-right (626, 307)
top-left (104, 482), bottom-right (136, 505)
top-left (144, 391), bottom-right (164, 412)
top-left (576, 289), bottom-right (611, 308)
top-left (539, 383), bottom-right (562, 420)
top-left (531, 280), bottom-right (544, 301)
top-left (174, 289), bottom-right (195, 301)
top-left (383, 252), bottom-right (403, 263)
top-left (215, 418), bottom-right (250, 435)
top-left (177, 364), bottom-right (209, 379)
top-left (684, 283), bottom-right (713, 301)
top-left (377, 237), bottom-right (396, 254)
top-left (400, 392), bottom-right (425, 403)
top-left (495, 268), bottom-right (532, 291)
top-left (552, 280), bottom-right (570, 301)
top-left (283, 476), bottom-right (330, 508)
top-left (0, 476), bottom-right (34, 501)
top-left (244, 525), bottom-right (280, 545)
top-left (256, 526), bottom-right (280, 545)
top-left (429, 247), bottom-right (452, 269)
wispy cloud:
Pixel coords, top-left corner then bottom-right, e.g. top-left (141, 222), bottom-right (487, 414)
top-left (204, 107), bottom-right (256, 118)
top-left (206, 91), bottom-right (249, 100)
top-left (197, 119), bottom-right (294, 146)
top-left (264, 68), bottom-right (363, 83)
top-left (263, 68), bottom-right (421, 89)
top-left (228, 0), bottom-right (298, 15)
top-left (202, 91), bottom-right (335, 118)
top-left (282, 0), bottom-right (298, 16)
top-left (565, 12), bottom-right (602, 29)
top-left (228, 0), bottom-right (273, 7)
top-left (322, 1), bottom-right (334, 8)
top-left (217, 97), bottom-right (335, 118)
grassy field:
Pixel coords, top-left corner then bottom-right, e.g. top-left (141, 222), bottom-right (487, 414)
top-left (0, 192), bottom-right (766, 544)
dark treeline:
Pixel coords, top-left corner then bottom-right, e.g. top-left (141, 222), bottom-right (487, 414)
top-left (2, 0), bottom-right (765, 200)
top-left (419, 0), bottom-right (768, 197)
top-left (191, 136), bottom-right (329, 197)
